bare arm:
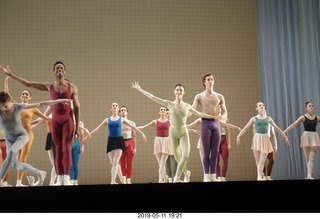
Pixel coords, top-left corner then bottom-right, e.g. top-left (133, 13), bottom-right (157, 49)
top-left (79, 125), bottom-right (91, 138)
top-left (83, 118), bottom-right (108, 143)
top-left (219, 94), bottom-right (228, 119)
top-left (190, 94), bottom-right (200, 117)
top-left (269, 118), bottom-right (290, 146)
top-left (24, 99), bottom-right (72, 110)
top-left (1, 65), bottom-right (49, 91)
top-left (188, 129), bottom-right (201, 135)
top-left (4, 76), bottom-right (16, 103)
top-left (186, 118), bottom-right (201, 129)
top-left (236, 117), bottom-right (255, 146)
top-left (137, 120), bottom-right (156, 129)
top-left (71, 83), bottom-right (80, 137)
top-left (189, 107), bottom-right (217, 119)
top-left (131, 82), bottom-right (167, 106)
top-left (131, 121), bottom-right (137, 154)
top-left (270, 126), bottom-right (278, 152)
top-left (33, 108), bottom-right (51, 122)
top-left (219, 120), bottom-right (241, 131)
top-left (31, 117), bottom-right (46, 129)
top-left (123, 118), bottom-right (147, 143)
top-left (79, 128), bottom-right (85, 154)
top-left (283, 116), bottom-right (304, 133)
top-left (226, 126), bottom-right (232, 150)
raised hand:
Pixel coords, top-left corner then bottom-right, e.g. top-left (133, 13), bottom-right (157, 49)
top-left (0, 65), bottom-right (12, 76)
top-left (131, 81), bottom-right (141, 90)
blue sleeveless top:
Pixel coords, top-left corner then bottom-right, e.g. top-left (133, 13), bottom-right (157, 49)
top-left (108, 117), bottom-right (122, 137)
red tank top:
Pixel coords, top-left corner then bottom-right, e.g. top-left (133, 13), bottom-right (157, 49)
top-left (156, 119), bottom-right (170, 137)
top-left (50, 82), bottom-right (73, 124)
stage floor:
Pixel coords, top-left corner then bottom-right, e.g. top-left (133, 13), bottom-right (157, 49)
top-left (1, 179), bottom-right (318, 213)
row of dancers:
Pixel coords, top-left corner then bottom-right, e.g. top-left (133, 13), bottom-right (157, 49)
top-left (1, 63), bottom-right (319, 187)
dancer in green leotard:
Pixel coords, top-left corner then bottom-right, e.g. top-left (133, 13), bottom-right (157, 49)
top-left (132, 82), bottom-right (235, 183)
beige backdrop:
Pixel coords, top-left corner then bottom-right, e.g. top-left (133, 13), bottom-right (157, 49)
top-left (0, 0), bottom-right (260, 185)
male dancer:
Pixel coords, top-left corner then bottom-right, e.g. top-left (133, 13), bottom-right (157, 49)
top-left (191, 73), bottom-right (227, 182)
top-left (1, 62), bottom-right (80, 186)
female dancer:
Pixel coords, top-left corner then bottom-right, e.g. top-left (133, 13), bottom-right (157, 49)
top-left (83, 102), bottom-right (147, 184)
top-left (137, 106), bottom-right (172, 183)
top-left (1, 62), bottom-right (81, 186)
top-left (0, 90), bottom-right (71, 187)
top-left (253, 110), bottom-right (278, 181)
top-left (132, 82), bottom-right (221, 183)
top-left (5, 76), bottom-right (51, 187)
top-left (237, 102), bottom-right (289, 181)
top-left (31, 107), bottom-right (57, 185)
top-left (284, 101), bottom-right (320, 180)
top-left (69, 120), bottom-right (90, 185)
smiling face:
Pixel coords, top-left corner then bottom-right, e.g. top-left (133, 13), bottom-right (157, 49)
top-left (174, 84), bottom-right (185, 99)
top-left (20, 89), bottom-right (31, 103)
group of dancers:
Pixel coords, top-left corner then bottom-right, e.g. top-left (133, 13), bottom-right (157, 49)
top-left (0, 62), bottom-right (319, 187)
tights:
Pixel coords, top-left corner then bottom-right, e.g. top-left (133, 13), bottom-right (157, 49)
top-left (0, 131), bottom-right (39, 180)
top-left (253, 150), bottom-right (268, 180)
top-left (50, 82), bottom-right (74, 176)
top-left (216, 135), bottom-right (229, 178)
top-left (108, 149), bottom-right (123, 184)
top-left (303, 146), bottom-right (317, 178)
top-left (263, 151), bottom-right (274, 176)
top-left (70, 139), bottom-right (80, 180)
top-left (165, 155), bottom-right (177, 179)
top-left (0, 140), bottom-right (10, 182)
top-left (201, 119), bottom-right (221, 174)
top-left (120, 139), bottom-right (134, 179)
top-left (156, 153), bottom-right (169, 183)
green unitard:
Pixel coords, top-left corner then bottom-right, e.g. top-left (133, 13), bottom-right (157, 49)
top-left (165, 101), bottom-right (191, 178)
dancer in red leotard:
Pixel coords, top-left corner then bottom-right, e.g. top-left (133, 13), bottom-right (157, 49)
top-left (1, 62), bottom-right (80, 186)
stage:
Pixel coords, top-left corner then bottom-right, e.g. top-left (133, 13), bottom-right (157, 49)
top-left (0, 179), bottom-right (318, 213)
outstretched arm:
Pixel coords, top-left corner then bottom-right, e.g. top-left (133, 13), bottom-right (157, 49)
top-left (186, 118), bottom-right (201, 129)
top-left (189, 107), bottom-right (217, 119)
top-left (236, 117), bottom-right (255, 146)
top-left (34, 107), bottom-right (51, 122)
top-left (283, 116), bottom-right (304, 133)
top-left (123, 118), bottom-right (147, 143)
top-left (0, 65), bottom-right (49, 91)
top-left (219, 120), bottom-right (241, 131)
top-left (131, 81), bottom-right (167, 106)
top-left (136, 120), bottom-right (156, 130)
top-left (83, 119), bottom-right (108, 144)
top-left (188, 129), bottom-right (201, 135)
top-left (25, 99), bottom-right (72, 109)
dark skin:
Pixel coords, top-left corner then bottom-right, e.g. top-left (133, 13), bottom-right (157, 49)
top-left (0, 64), bottom-right (80, 136)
